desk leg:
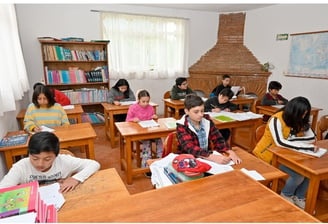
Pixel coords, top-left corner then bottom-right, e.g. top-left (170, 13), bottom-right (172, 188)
top-left (109, 113), bottom-right (116, 148)
top-left (85, 139), bottom-right (95, 160)
top-left (104, 110), bottom-right (109, 139)
top-left (164, 104), bottom-right (168, 118)
top-left (77, 114), bottom-right (82, 123)
top-left (126, 138), bottom-right (133, 185)
top-left (305, 177), bottom-right (320, 215)
top-left (175, 109), bottom-right (180, 120)
top-left (4, 151), bottom-right (14, 169)
top-left (119, 134), bottom-right (125, 171)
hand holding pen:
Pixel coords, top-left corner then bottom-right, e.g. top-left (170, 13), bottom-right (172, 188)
top-left (211, 104), bottom-right (221, 113)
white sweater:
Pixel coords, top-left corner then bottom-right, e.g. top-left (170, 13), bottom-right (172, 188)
top-left (0, 154), bottom-right (100, 189)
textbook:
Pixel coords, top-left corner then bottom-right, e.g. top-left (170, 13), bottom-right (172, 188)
top-left (214, 115), bottom-right (235, 122)
top-left (0, 133), bottom-right (29, 148)
top-left (138, 119), bottom-right (160, 128)
top-left (0, 181), bottom-right (39, 219)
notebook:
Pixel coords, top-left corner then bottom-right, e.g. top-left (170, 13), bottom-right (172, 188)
top-left (231, 86), bottom-right (240, 96)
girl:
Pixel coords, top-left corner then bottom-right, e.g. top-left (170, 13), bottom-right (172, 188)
top-left (24, 85), bottom-right (70, 133)
top-left (126, 90), bottom-right (163, 174)
top-left (253, 96), bottom-right (318, 209)
top-left (108, 79), bottom-right (136, 105)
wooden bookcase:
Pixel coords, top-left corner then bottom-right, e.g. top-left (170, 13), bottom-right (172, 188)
top-left (39, 40), bottom-right (110, 114)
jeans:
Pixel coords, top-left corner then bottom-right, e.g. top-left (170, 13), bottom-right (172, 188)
top-left (279, 165), bottom-right (309, 199)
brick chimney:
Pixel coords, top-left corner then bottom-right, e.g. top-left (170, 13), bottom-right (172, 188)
top-left (188, 12), bottom-right (270, 97)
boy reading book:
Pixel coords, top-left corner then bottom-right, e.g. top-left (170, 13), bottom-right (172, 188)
top-left (0, 132), bottom-right (100, 193)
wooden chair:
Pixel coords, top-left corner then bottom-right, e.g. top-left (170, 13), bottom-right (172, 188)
top-left (59, 149), bottom-right (75, 157)
top-left (317, 114), bottom-right (328, 140)
top-left (255, 124), bottom-right (266, 143)
top-left (164, 91), bottom-right (174, 117)
top-left (164, 91), bottom-right (171, 99)
top-left (162, 132), bottom-right (178, 157)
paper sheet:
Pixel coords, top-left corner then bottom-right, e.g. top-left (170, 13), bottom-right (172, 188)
top-left (138, 119), bottom-right (160, 128)
top-left (241, 168), bottom-right (265, 181)
top-left (39, 183), bottom-right (66, 211)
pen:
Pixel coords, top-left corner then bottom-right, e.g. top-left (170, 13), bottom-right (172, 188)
top-left (211, 104), bottom-right (217, 108)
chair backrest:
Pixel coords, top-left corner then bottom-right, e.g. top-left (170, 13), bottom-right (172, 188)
top-left (59, 149), bottom-right (75, 157)
top-left (164, 91), bottom-right (171, 99)
top-left (162, 132), bottom-right (178, 157)
top-left (317, 115), bottom-right (328, 140)
top-left (255, 124), bottom-right (266, 143)
top-left (193, 89), bottom-right (206, 98)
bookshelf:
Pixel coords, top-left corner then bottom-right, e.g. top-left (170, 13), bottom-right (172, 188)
top-left (39, 40), bottom-right (110, 115)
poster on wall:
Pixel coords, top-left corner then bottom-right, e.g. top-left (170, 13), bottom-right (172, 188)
top-left (286, 30), bottom-right (328, 79)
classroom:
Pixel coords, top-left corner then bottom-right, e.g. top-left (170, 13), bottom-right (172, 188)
top-left (0, 2), bottom-right (328, 222)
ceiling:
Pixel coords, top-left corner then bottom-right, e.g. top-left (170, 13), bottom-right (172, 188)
top-left (137, 4), bottom-right (275, 13)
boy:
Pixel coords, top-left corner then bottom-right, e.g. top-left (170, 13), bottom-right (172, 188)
top-left (170, 77), bottom-right (194, 100)
top-left (176, 94), bottom-right (241, 165)
top-left (210, 74), bottom-right (244, 98)
top-left (261, 81), bottom-right (288, 106)
top-left (204, 88), bottom-right (239, 140)
top-left (0, 132), bottom-right (100, 193)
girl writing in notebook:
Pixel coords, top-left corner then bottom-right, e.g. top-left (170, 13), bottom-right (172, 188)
top-left (126, 90), bottom-right (163, 177)
top-left (253, 96), bottom-right (318, 209)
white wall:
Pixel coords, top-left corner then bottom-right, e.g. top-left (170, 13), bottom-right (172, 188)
top-left (244, 4), bottom-right (328, 118)
top-left (15, 4), bottom-right (220, 115)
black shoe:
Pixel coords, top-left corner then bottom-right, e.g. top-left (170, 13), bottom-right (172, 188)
top-left (144, 172), bottom-right (152, 178)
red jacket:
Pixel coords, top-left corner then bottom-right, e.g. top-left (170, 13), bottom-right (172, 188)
top-left (53, 89), bottom-right (71, 106)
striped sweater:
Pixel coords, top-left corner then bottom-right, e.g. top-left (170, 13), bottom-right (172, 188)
top-left (23, 103), bottom-right (70, 132)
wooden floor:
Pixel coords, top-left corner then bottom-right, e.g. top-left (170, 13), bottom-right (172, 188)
top-left (70, 124), bottom-right (328, 222)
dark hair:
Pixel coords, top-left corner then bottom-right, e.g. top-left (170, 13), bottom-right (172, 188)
top-left (175, 77), bottom-right (187, 86)
top-left (28, 132), bottom-right (60, 156)
top-left (222, 74), bottom-right (231, 80)
top-left (282, 96), bottom-right (311, 133)
top-left (219, 88), bottom-right (234, 99)
top-left (33, 82), bottom-right (44, 90)
top-left (137, 89), bottom-right (150, 99)
top-left (268, 81), bottom-right (282, 91)
top-left (184, 94), bottom-right (204, 110)
top-left (113, 79), bottom-right (131, 98)
top-left (32, 85), bottom-right (56, 108)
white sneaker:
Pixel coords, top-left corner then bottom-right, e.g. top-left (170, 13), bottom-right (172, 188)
top-left (293, 196), bottom-right (306, 209)
top-left (280, 192), bottom-right (295, 204)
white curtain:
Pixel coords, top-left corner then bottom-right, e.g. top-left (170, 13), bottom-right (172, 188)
top-left (0, 4), bottom-right (29, 116)
top-left (101, 12), bottom-right (189, 80)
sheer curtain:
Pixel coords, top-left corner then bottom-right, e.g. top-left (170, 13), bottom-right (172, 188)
top-left (0, 4), bottom-right (29, 116)
top-left (101, 12), bottom-right (189, 79)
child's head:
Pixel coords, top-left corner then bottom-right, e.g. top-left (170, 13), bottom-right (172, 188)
top-left (137, 89), bottom-right (150, 108)
top-left (218, 88), bottom-right (234, 104)
top-left (33, 82), bottom-right (45, 90)
top-left (32, 85), bottom-right (56, 108)
top-left (114, 79), bottom-right (130, 96)
top-left (268, 81), bottom-right (282, 96)
top-left (222, 74), bottom-right (231, 87)
top-left (184, 94), bottom-right (204, 123)
top-left (283, 96), bottom-right (311, 133)
top-left (175, 77), bottom-right (188, 90)
top-left (28, 132), bottom-right (60, 172)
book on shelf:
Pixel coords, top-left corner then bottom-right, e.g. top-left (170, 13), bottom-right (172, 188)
top-left (0, 133), bottom-right (29, 148)
top-left (38, 36), bottom-right (60, 41)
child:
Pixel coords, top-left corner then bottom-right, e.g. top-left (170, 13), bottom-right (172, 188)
top-left (261, 81), bottom-right (288, 106)
top-left (204, 88), bottom-right (239, 140)
top-left (170, 77), bottom-right (194, 100)
top-left (126, 90), bottom-right (163, 175)
top-left (33, 82), bottom-right (71, 106)
top-left (108, 79), bottom-right (136, 121)
top-left (0, 132), bottom-right (100, 193)
top-left (24, 85), bottom-right (70, 133)
top-left (253, 96), bottom-right (318, 209)
top-left (210, 74), bottom-right (243, 98)
top-left (176, 94), bottom-right (241, 165)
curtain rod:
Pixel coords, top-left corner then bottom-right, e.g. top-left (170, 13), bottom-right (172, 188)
top-left (90, 9), bottom-right (190, 21)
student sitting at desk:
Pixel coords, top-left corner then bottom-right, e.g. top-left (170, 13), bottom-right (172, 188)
top-left (204, 88), bottom-right (238, 141)
top-left (210, 74), bottom-right (243, 98)
top-left (176, 94), bottom-right (242, 165)
top-left (170, 77), bottom-right (194, 100)
top-left (108, 79), bottom-right (136, 122)
top-left (253, 96), bottom-right (317, 209)
top-left (126, 90), bottom-right (163, 177)
top-left (33, 82), bottom-right (71, 106)
top-left (24, 85), bottom-right (70, 133)
top-left (0, 132), bottom-right (100, 193)
top-left (261, 81), bottom-right (288, 106)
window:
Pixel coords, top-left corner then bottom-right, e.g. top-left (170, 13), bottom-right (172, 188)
top-left (101, 12), bottom-right (189, 79)
top-left (0, 4), bottom-right (29, 116)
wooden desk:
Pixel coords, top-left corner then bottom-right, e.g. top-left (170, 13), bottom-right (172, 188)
top-left (58, 170), bottom-right (319, 223)
top-left (16, 105), bottom-right (84, 129)
top-left (163, 98), bottom-right (185, 119)
top-left (115, 117), bottom-right (176, 184)
top-left (59, 168), bottom-right (129, 214)
top-left (231, 95), bottom-right (257, 112)
top-left (269, 140), bottom-right (328, 215)
top-left (0, 123), bottom-right (97, 169)
top-left (257, 105), bottom-right (322, 130)
top-left (102, 102), bottom-right (158, 148)
top-left (211, 115), bottom-right (263, 152)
